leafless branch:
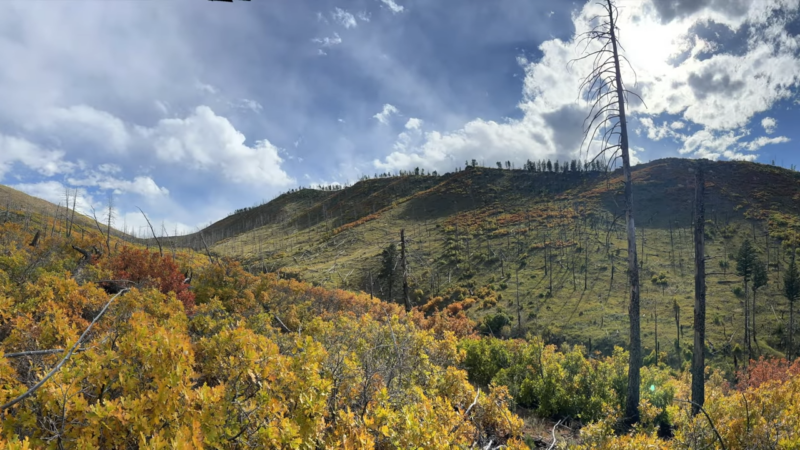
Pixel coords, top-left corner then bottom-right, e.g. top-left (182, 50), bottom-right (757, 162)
top-left (137, 207), bottom-right (163, 258)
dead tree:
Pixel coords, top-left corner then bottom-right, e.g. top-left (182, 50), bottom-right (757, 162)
top-left (572, 0), bottom-right (643, 426)
top-left (29, 230), bottom-right (41, 248)
top-left (137, 207), bottom-right (163, 257)
top-left (105, 193), bottom-right (115, 255)
top-left (692, 162), bottom-right (706, 416)
top-left (400, 229), bottom-right (411, 311)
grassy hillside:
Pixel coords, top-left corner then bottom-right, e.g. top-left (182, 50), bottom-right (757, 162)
top-left (0, 185), bottom-right (121, 239)
top-left (202, 158), bottom-right (800, 368)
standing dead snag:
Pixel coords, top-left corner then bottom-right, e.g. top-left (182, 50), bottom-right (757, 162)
top-left (692, 162), bottom-right (706, 416)
top-left (400, 229), bottom-right (411, 312)
top-left (572, 0), bottom-right (644, 426)
top-left (137, 207), bottom-right (163, 258)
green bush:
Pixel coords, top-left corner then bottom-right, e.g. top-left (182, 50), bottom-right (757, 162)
top-left (460, 337), bottom-right (675, 425)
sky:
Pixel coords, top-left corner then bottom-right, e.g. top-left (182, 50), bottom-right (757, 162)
top-left (2, 0), bottom-right (800, 235)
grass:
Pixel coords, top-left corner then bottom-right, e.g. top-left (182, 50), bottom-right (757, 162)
top-left (205, 158), bottom-right (800, 368)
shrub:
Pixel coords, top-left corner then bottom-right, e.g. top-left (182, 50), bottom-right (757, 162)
top-left (106, 246), bottom-right (195, 313)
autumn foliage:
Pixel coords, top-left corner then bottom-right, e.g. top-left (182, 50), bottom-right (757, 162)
top-left (103, 245), bottom-right (196, 312)
top-left (0, 223), bottom-right (523, 449)
top-left (5, 217), bottom-right (800, 449)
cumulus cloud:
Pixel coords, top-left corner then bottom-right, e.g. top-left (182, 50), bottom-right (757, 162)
top-left (98, 163), bottom-right (121, 174)
top-left (761, 116), bottom-right (777, 134)
top-left (405, 118), bottom-right (423, 130)
top-left (10, 180), bottom-right (96, 215)
top-left (380, 0), bottom-right (404, 14)
top-left (332, 8), bottom-right (357, 29)
top-left (740, 135), bottom-right (790, 151)
top-left (0, 134), bottom-right (74, 180)
top-left (232, 98), bottom-right (263, 113)
top-left (312, 33), bottom-right (342, 47)
top-left (31, 104), bottom-right (131, 152)
top-left (67, 173), bottom-right (170, 198)
top-left (141, 105), bottom-right (294, 187)
top-left (373, 104), bottom-right (399, 125)
top-left (374, 0), bottom-right (800, 171)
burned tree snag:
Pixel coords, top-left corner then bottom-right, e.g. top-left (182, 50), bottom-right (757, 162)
top-left (401, 229), bottom-right (411, 311)
top-left (692, 162), bottom-right (706, 416)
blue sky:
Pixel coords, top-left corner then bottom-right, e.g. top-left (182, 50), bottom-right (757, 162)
top-left (1, 0), bottom-right (799, 234)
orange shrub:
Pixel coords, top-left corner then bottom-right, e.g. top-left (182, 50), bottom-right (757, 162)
top-left (447, 302), bottom-right (464, 315)
top-left (105, 246), bottom-right (196, 313)
top-left (736, 357), bottom-right (800, 390)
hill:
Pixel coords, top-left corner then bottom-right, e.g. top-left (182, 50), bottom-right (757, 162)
top-left (0, 184), bottom-right (128, 240)
top-left (3, 164), bottom-right (800, 448)
top-left (194, 158), bottom-right (800, 367)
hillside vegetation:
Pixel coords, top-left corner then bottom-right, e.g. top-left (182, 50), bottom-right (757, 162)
top-left (2, 193), bottom-right (800, 448)
top-left (191, 158), bottom-right (800, 371)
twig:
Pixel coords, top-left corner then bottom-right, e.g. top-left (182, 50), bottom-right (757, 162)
top-left (450, 388), bottom-right (481, 436)
top-left (547, 419), bottom-right (563, 450)
top-left (1, 289), bottom-right (130, 412)
top-left (4, 348), bottom-right (87, 359)
top-left (273, 315), bottom-right (292, 333)
top-left (199, 231), bottom-right (216, 265)
top-left (137, 207), bottom-right (163, 257)
top-left (676, 399), bottom-right (726, 450)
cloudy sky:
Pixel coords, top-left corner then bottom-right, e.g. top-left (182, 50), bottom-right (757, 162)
top-left (2, 0), bottom-right (800, 234)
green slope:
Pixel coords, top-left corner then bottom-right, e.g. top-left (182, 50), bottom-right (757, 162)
top-left (200, 158), bottom-right (800, 367)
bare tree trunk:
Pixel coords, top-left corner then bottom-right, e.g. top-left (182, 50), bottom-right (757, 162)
top-left (516, 267), bottom-right (521, 335)
top-left (105, 194), bottom-right (114, 255)
top-left (401, 229), bottom-right (410, 312)
top-left (137, 207), bottom-right (163, 258)
top-left (608, 11), bottom-right (642, 427)
top-left (692, 162), bottom-right (706, 416)
top-left (69, 189), bottom-right (78, 239)
top-left (654, 296), bottom-right (658, 365)
top-left (744, 279), bottom-right (750, 361)
top-left (575, 0), bottom-right (641, 425)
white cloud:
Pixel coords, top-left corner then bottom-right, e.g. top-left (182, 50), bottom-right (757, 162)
top-left (740, 135), bottom-right (790, 151)
top-left (67, 173), bottom-right (170, 198)
top-left (312, 33), bottom-right (342, 48)
top-left (10, 180), bottom-right (96, 215)
top-left (373, 104), bottom-right (399, 124)
top-left (195, 81), bottom-right (218, 95)
top-left (379, 0), bottom-right (404, 14)
top-left (761, 116), bottom-right (777, 134)
top-left (373, 0), bottom-right (800, 171)
top-left (232, 98), bottom-right (263, 113)
top-left (32, 104), bottom-right (131, 152)
top-left (357, 11), bottom-right (371, 22)
top-left (141, 105), bottom-right (294, 187)
top-left (405, 117), bottom-right (423, 130)
top-left (332, 8), bottom-right (357, 29)
top-left (0, 134), bottom-right (74, 180)
top-left (98, 163), bottom-right (121, 174)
